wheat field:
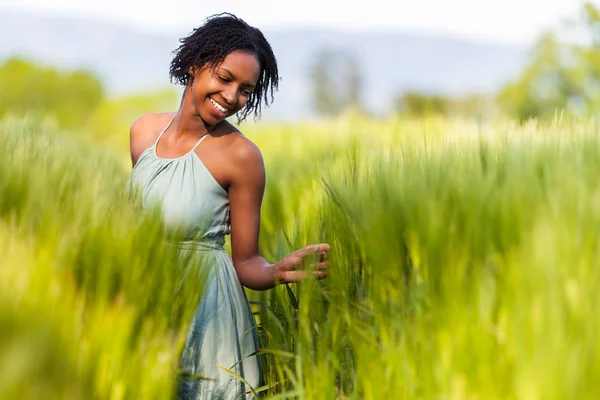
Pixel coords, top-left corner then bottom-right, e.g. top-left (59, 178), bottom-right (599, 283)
top-left (1, 114), bottom-right (598, 399)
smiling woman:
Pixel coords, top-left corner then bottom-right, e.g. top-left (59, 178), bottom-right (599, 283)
top-left (126, 12), bottom-right (330, 400)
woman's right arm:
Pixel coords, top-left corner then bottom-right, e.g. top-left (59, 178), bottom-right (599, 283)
top-left (130, 115), bottom-right (147, 168)
top-left (129, 114), bottom-right (156, 168)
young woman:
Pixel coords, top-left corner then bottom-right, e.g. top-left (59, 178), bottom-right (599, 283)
top-left (128, 13), bottom-right (330, 399)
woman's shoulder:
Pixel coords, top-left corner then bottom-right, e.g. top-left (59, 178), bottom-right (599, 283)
top-left (217, 121), bottom-right (263, 165)
top-left (130, 112), bottom-right (175, 141)
top-left (130, 112), bottom-right (175, 166)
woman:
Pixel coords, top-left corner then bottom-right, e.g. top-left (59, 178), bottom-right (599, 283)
top-left (128, 13), bottom-right (330, 399)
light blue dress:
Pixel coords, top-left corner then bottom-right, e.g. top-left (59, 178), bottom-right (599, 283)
top-left (128, 115), bottom-right (263, 399)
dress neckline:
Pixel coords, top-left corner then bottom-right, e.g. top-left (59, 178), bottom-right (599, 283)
top-left (153, 113), bottom-right (210, 161)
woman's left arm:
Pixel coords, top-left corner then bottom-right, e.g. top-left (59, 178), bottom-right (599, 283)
top-left (227, 138), bottom-right (329, 291)
top-left (227, 137), bottom-right (276, 290)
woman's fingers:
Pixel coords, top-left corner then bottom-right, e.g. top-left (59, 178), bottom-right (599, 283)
top-left (293, 243), bottom-right (330, 259)
top-left (280, 262), bottom-right (328, 283)
top-left (283, 260), bottom-right (328, 272)
top-left (312, 270), bottom-right (328, 279)
top-left (311, 261), bottom-right (328, 270)
top-left (286, 270), bottom-right (327, 281)
top-left (282, 270), bottom-right (307, 282)
top-left (277, 243), bottom-right (330, 284)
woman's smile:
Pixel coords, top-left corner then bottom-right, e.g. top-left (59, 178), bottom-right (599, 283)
top-left (209, 97), bottom-right (229, 115)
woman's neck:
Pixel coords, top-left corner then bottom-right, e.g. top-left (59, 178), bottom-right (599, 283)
top-left (173, 86), bottom-right (215, 140)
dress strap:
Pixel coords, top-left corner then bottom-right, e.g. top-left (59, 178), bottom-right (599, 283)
top-left (154, 113), bottom-right (209, 155)
top-left (190, 133), bottom-right (209, 152)
top-left (154, 114), bottom-right (177, 147)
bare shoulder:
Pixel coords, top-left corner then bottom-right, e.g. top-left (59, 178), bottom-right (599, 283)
top-left (130, 112), bottom-right (174, 146)
top-left (216, 122), bottom-right (265, 184)
top-left (224, 126), bottom-right (264, 168)
top-left (130, 112), bottom-right (175, 167)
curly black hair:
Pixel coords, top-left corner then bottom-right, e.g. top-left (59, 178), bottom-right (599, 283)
top-left (169, 13), bottom-right (279, 123)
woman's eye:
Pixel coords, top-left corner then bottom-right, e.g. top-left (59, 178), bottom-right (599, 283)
top-left (218, 76), bottom-right (230, 83)
top-left (241, 90), bottom-right (252, 97)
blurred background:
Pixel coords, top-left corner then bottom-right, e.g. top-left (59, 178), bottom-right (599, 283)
top-left (0, 0), bottom-right (596, 140)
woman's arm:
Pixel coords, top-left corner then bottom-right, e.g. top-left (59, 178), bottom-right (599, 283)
top-left (227, 137), bottom-right (329, 291)
top-left (129, 114), bottom-right (154, 168)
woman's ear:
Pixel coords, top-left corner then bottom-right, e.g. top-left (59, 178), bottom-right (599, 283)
top-left (188, 66), bottom-right (197, 85)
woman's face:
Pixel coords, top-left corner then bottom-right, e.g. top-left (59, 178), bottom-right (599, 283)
top-left (189, 50), bottom-right (261, 126)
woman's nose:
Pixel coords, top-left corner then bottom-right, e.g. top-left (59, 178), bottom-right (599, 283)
top-left (222, 87), bottom-right (238, 105)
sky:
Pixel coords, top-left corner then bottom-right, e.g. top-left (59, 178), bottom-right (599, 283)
top-left (0, 0), bottom-right (593, 45)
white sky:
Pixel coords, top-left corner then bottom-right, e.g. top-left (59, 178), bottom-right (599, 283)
top-left (0, 0), bottom-right (593, 45)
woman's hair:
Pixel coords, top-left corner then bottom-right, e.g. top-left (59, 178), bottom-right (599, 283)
top-left (170, 13), bottom-right (279, 122)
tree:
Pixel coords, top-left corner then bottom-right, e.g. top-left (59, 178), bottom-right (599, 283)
top-left (309, 47), bottom-right (362, 116)
top-left (497, 3), bottom-right (600, 119)
top-left (0, 57), bottom-right (104, 128)
top-left (394, 91), bottom-right (498, 119)
top-left (394, 92), bottom-right (450, 116)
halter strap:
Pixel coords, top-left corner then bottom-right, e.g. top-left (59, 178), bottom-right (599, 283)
top-left (154, 114), bottom-right (176, 147)
top-left (190, 133), bottom-right (209, 152)
top-left (154, 113), bottom-right (210, 154)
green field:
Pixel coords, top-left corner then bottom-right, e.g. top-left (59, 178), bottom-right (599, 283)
top-left (1, 114), bottom-right (599, 399)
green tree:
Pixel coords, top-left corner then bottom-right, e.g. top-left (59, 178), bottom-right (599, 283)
top-left (0, 57), bottom-right (104, 128)
top-left (394, 92), bottom-right (450, 116)
top-left (498, 3), bottom-right (600, 119)
top-left (309, 48), bottom-right (362, 116)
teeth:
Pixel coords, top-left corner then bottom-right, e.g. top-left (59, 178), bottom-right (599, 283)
top-left (210, 98), bottom-right (228, 113)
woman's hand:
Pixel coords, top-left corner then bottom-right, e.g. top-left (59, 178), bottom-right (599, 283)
top-left (273, 243), bottom-right (330, 284)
